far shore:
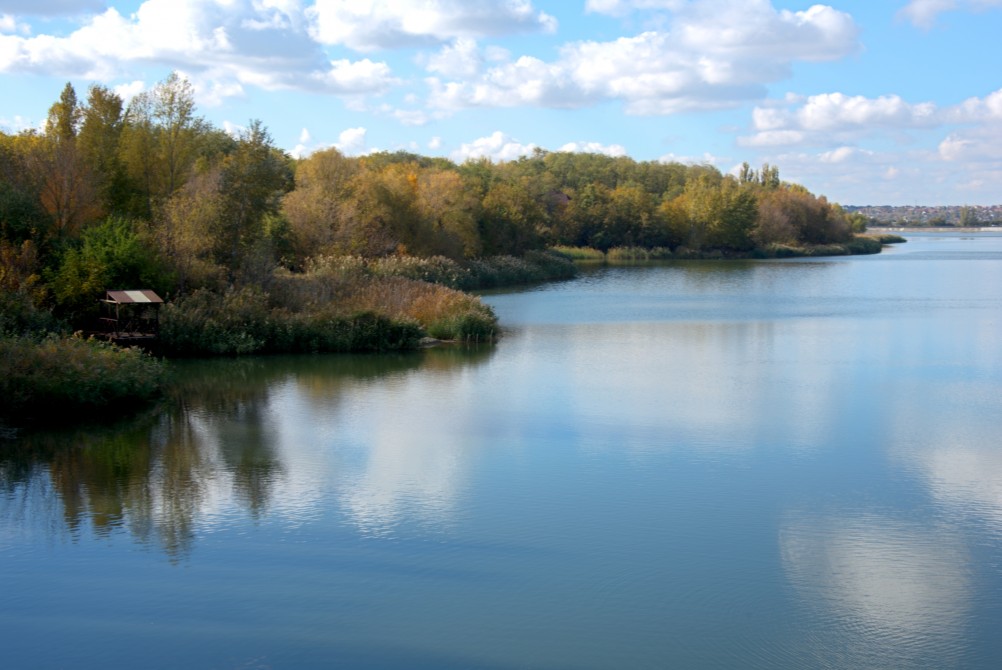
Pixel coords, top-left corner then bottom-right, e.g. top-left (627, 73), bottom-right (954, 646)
top-left (869, 226), bottom-right (1001, 233)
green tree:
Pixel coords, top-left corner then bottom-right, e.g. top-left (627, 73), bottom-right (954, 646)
top-left (217, 120), bottom-right (293, 277)
top-left (77, 85), bottom-right (128, 214)
top-left (46, 83), bottom-right (82, 144)
top-left (479, 180), bottom-right (545, 256)
top-left (48, 217), bottom-right (170, 322)
top-left (416, 168), bottom-right (481, 258)
top-left (120, 72), bottom-right (204, 217)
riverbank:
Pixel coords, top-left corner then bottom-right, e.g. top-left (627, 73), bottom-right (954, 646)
top-left (553, 233), bottom-right (905, 264)
top-left (869, 226), bottom-right (1000, 233)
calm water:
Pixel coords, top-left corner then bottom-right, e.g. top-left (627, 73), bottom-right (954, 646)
top-left (3, 233), bottom-right (1002, 669)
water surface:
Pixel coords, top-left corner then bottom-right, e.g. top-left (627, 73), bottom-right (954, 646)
top-left (3, 233), bottom-right (1002, 668)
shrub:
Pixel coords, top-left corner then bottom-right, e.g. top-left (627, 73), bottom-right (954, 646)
top-left (0, 333), bottom-right (165, 418)
top-left (159, 287), bottom-right (271, 356)
top-left (845, 236), bottom-right (883, 255)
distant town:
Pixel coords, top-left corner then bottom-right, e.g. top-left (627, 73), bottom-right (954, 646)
top-left (844, 204), bottom-right (1002, 227)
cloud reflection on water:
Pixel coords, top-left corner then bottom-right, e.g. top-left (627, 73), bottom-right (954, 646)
top-left (780, 511), bottom-right (972, 665)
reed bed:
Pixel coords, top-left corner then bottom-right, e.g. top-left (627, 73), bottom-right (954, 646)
top-left (606, 246), bottom-right (674, 262)
top-left (550, 246), bottom-right (605, 261)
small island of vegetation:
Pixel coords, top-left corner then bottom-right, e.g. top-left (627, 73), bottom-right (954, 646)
top-left (1, 74), bottom-right (900, 423)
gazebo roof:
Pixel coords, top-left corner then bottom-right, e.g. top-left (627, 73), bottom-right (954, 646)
top-left (104, 290), bottom-right (164, 305)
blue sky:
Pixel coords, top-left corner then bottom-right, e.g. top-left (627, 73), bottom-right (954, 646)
top-left (2, 0), bottom-right (1001, 205)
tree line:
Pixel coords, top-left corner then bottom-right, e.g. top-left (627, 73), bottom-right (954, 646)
top-left (2, 73), bottom-right (867, 330)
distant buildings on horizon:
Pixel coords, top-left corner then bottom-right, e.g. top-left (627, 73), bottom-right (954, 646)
top-left (844, 204), bottom-right (1002, 226)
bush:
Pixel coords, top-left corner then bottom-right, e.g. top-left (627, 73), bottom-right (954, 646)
top-left (159, 287), bottom-right (271, 356)
top-left (844, 236), bottom-right (883, 255)
top-left (0, 333), bottom-right (164, 418)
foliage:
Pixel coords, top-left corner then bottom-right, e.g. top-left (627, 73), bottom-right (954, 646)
top-left (2, 73), bottom-right (892, 364)
top-left (47, 216), bottom-right (171, 321)
top-left (0, 240), bottom-right (61, 335)
top-left (159, 285), bottom-right (426, 356)
top-left (0, 333), bottom-right (164, 418)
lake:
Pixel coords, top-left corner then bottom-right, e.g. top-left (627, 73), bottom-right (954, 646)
top-left (3, 232), bottom-right (1002, 668)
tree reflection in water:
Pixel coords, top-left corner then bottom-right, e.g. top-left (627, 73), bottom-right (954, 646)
top-left (0, 346), bottom-right (494, 560)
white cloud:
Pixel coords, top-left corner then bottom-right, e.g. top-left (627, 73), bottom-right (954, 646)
top-left (112, 79), bottom-right (145, 103)
top-left (0, 113), bottom-right (35, 132)
top-left (0, 0), bottom-right (399, 101)
top-left (741, 92), bottom-right (941, 148)
top-left (796, 93), bottom-right (938, 131)
top-left (585, 0), bottom-right (686, 15)
top-left (427, 136), bottom-right (442, 150)
top-left (427, 0), bottom-right (859, 115)
top-left (334, 126), bottom-right (367, 155)
top-left (899, 0), bottom-right (1002, 28)
top-left (450, 130), bottom-right (538, 162)
top-left (423, 38), bottom-right (482, 79)
top-left (819, 146), bottom-right (873, 163)
top-left (658, 151), bottom-right (722, 166)
top-left (950, 87), bottom-right (1002, 122)
top-left (307, 0), bottom-right (557, 52)
top-left (0, 14), bottom-right (30, 35)
top-left (222, 119), bottom-right (247, 138)
top-left (938, 124), bottom-right (1002, 163)
top-left (558, 141), bottom-right (628, 157)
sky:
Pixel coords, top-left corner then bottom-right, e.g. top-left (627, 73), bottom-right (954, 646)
top-left (1, 1), bottom-right (1001, 206)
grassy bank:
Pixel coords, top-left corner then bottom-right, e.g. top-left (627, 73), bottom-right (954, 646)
top-left (552, 234), bottom-right (901, 263)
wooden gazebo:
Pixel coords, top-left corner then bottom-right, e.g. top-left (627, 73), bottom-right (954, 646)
top-left (100, 290), bottom-right (164, 344)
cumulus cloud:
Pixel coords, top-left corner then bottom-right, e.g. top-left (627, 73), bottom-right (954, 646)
top-left (0, 0), bottom-right (398, 101)
top-left (899, 0), bottom-right (1002, 28)
top-left (658, 150), bottom-right (722, 166)
top-left (334, 126), bottom-right (368, 155)
top-left (740, 92), bottom-right (941, 147)
top-left (558, 141), bottom-right (628, 156)
top-left (290, 125), bottom-right (369, 159)
top-left (423, 38), bottom-right (482, 79)
top-left (450, 130), bottom-right (538, 162)
top-left (307, 0), bottom-right (557, 52)
top-left (427, 0), bottom-right (859, 115)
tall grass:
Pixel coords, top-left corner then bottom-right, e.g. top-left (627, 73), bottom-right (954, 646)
top-left (606, 246), bottom-right (674, 262)
top-left (306, 250), bottom-right (577, 291)
top-left (550, 245), bottom-right (605, 261)
top-left (161, 261), bottom-right (500, 355)
top-left (273, 271), bottom-right (497, 343)
top-left (0, 333), bottom-right (164, 418)
top-left (159, 286), bottom-right (426, 356)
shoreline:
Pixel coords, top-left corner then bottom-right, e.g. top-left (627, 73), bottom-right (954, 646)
top-left (868, 226), bottom-right (1000, 233)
